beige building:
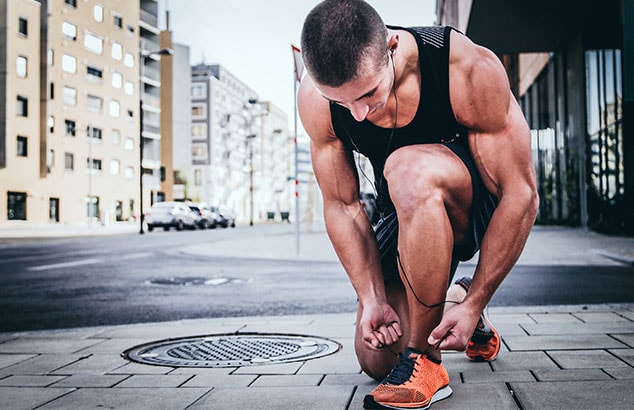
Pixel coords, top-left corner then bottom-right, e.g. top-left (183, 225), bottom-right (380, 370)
top-left (1, 0), bottom-right (163, 226)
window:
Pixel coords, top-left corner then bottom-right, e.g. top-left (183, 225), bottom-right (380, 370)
top-left (7, 192), bottom-right (27, 221)
top-left (87, 196), bottom-right (99, 220)
top-left (124, 138), bottom-right (134, 150)
top-left (110, 159), bottom-right (120, 175)
top-left (87, 126), bottom-right (102, 140)
top-left (112, 71), bottom-right (122, 88)
top-left (65, 0), bottom-right (77, 7)
top-left (191, 84), bottom-right (206, 98)
top-left (48, 116), bottom-right (54, 133)
top-left (17, 136), bottom-right (27, 157)
top-left (194, 169), bottom-right (202, 186)
top-left (84, 32), bottom-right (103, 54)
top-left (18, 17), bottom-right (27, 36)
top-left (123, 53), bottom-right (134, 68)
top-left (109, 100), bottom-right (120, 117)
top-left (62, 54), bottom-right (76, 73)
top-left (62, 21), bottom-right (77, 40)
top-left (111, 42), bottom-right (122, 60)
top-left (192, 104), bottom-right (205, 117)
top-left (48, 48), bottom-right (54, 66)
top-left (87, 64), bottom-right (103, 79)
top-left (63, 86), bottom-right (77, 105)
top-left (192, 144), bottom-right (207, 160)
top-left (87, 158), bottom-right (102, 171)
top-left (113, 14), bottom-right (123, 29)
top-left (93, 5), bottom-right (103, 22)
top-left (86, 94), bottom-right (103, 112)
top-left (65, 119), bottom-right (76, 136)
top-left (192, 124), bottom-right (206, 139)
top-left (125, 166), bottom-right (134, 179)
top-left (16, 56), bottom-right (27, 78)
top-left (111, 129), bottom-right (121, 144)
top-left (64, 152), bottom-right (74, 170)
top-left (124, 81), bottom-right (134, 95)
top-left (49, 82), bottom-right (54, 99)
top-left (17, 96), bottom-right (28, 117)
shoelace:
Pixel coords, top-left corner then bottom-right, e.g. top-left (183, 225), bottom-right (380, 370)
top-left (382, 353), bottom-right (417, 385)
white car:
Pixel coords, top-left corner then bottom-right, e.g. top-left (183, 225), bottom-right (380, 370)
top-left (145, 202), bottom-right (198, 231)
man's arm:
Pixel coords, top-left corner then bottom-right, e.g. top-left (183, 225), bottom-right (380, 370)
top-left (429, 31), bottom-right (539, 350)
top-left (298, 77), bottom-right (403, 349)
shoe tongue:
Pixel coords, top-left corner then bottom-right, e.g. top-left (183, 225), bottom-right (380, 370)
top-left (404, 347), bottom-right (424, 359)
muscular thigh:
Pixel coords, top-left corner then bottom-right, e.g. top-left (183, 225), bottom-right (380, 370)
top-left (383, 144), bottom-right (473, 242)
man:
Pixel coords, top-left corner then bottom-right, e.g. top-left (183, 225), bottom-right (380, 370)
top-left (298, 1), bottom-right (538, 409)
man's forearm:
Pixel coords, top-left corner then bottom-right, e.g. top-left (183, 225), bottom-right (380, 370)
top-left (324, 203), bottom-right (387, 306)
top-left (464, 191), bottom-right (538, 313)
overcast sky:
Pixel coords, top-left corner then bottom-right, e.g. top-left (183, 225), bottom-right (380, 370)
top-left (159, 1), bottom-right (436, 123)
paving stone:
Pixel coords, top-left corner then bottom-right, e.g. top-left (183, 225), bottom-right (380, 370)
top-left (490, 351), bottom-right (559, 371)
top-left (611, 333), bottom-right (634, 347)
top-left (180, 372), bottom-right (256, 387)
top-left (504, 334), bottom-right (626, 351)
top-left (38, 387), bottom-right (210, 410)
top-left (250, 374), bottom-right (322, 387)
top-left (603, 367), bottom-right (634, 379)
top-left (0, 387), bottom-right (74, 410)
top-left (232, 361), bottom-right (303, 375)
top-left (49, 373), bottom-right (129, 387)
top-left (114, 374), bottom-right (193, 388)
top-left (529, 313), bottom-right (583, 324)
top-left (109, 362), bottom-right (174, 375)
top-left (188, 385), bottom-right (353, 410)
top-left (488, 312), bottom-right (535, 325)
top-left (0, 338), bottom-right (103, 354)
top-left (297, 342), bottom-right (360, 374)
top-left (321, 373), bottom-right (375, 386)
top-left (532, 368), bottom-right (612, 381)
top-left (510, 380), bottom-right (634, 409)
top-left (549, 349), bottom-right (629, 369)
top-left (608, 348), bottom-right (634, 366)
top-left (521, 322), bottom-right (634, 336)
top-left (461, 369), bottom-right (535, 383)
top-left (51, 353), bottom-right (127, 374)
top-left (0, 354), bottom-right (88, 376)
top-left (0, 374), bottom-right (68, 387)
top-left (0, 354), bottom-right (36, 371)
top-left (573, 312), bottom-right (631, 322)
top-left (76, 338), bottom-right (154, 354)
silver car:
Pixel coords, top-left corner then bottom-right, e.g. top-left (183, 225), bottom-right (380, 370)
top-left (145, 202), bottom-right (198, 232)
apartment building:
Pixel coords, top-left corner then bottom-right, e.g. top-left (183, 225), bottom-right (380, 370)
top-left (437, 0), bottom-right (632, 234)
top-left (0, 0), bottom-right (165, 225)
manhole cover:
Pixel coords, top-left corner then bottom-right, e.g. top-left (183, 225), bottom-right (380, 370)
top-left (122, 333), bottom-right (341, 368)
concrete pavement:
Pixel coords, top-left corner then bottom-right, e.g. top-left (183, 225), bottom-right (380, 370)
top-left (0, 222), bottom-right (633, 409)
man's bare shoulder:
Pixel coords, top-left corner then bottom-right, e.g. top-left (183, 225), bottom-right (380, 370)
top-left (297, 77), bottom-right (337, 144)
top-left (448, 30), bottom-right (511, 133)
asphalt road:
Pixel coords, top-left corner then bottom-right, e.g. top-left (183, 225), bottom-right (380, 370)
top-left (0, 227), bottom-right (632, 332)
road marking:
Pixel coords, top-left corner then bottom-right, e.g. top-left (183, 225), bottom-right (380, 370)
top-left (28, 258), bottom-right (103, 271)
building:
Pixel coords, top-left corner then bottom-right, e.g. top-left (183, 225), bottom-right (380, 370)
top-left (436, 0), bottom-right (632, 235)
top-left (190, 63), bottom-right (292, 224)
top-left (1, 0), bottom-right (153, 225)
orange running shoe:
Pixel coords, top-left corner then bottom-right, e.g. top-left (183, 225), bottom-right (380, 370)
top-left (454, 277), bottom-right (501, 362)
top-left (363, 347), bottom-right (452, 409)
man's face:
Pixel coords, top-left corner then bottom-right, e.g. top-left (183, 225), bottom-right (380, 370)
top-left (317, 55), bottom-right (393, 122)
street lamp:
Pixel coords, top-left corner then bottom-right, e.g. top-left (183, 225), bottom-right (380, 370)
top-left (245, 98), bottom-right (268, 226)
top-left (139, 47), bottom-right (173, 235)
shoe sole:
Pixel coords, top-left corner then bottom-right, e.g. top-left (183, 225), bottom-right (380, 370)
top-left (363, 385), bottom-right (453, 409)
top-left (466, 314), bottom-right (501, 362)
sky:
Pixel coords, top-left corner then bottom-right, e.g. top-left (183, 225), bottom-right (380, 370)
top-left (159, 1), bottom-right (436, 124)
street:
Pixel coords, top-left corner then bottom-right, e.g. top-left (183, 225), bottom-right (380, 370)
top-left (0, 225), bottom-right (633, 332)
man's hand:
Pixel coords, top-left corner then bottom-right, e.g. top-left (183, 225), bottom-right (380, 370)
top-left (427, 303), bottom-right (479, 351)
top-left (359, 303), bottom-right (403, 350)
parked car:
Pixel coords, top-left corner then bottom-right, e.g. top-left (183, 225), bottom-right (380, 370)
top-left (145, 202), bottom-right (198, 231)
top-left (188, 202), bottom-right (218, 229)
top-left (211, 206), bottom-right (236, 228)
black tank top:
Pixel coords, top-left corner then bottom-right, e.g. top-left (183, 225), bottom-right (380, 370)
top-left (330, 26), bottom-right (468, 210)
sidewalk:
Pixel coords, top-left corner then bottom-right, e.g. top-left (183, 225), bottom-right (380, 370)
top-left (0, 223), bottom-right (633, 409)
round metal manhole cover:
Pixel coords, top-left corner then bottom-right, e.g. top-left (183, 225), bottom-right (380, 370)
top-left (122, 333), bottom-right (342, 368)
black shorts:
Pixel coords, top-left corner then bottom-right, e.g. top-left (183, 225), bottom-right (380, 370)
top-left (374, 141), bottom-right (498, 283)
